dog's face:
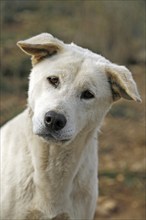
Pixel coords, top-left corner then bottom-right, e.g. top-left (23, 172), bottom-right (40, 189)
top-left (17, 33), bottom-right (141, 144)
top-left (28, 56), bottom-right (113, 143)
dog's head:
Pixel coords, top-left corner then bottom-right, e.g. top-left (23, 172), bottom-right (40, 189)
top-left (17, 33), bottom-right (141, 144)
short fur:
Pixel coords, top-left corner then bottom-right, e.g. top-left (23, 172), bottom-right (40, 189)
top-left (0, 33), bottom-right (141, 220)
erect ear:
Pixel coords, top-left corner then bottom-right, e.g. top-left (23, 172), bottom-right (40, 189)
top-left (105, 63), bottom-right (142, 102)
top-left (17, 33), bottom-right (64, 65)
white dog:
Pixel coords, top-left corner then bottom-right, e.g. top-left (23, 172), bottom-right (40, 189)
top-left (0, 33), bottom-right (141, 220)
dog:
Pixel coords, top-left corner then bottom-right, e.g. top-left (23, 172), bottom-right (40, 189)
top-left (0, 33), bottom-right (141, 220)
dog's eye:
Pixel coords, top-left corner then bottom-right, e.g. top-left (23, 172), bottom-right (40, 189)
top-left (47, 76), bottom-right (59, 88)
top-left (81, 90), bottom-right (95, 99)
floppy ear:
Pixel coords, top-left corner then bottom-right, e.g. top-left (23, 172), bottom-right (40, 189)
top-left (105, 63), bottom-right (142, 102)
top-left (17, 33), bottom-right (64, 65)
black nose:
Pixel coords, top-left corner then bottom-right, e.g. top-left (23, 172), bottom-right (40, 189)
top-left (44, 111), bottom-right (67, 131)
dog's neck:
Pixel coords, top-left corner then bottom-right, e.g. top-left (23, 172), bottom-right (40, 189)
top-left (26, 109), bottom-right (98, 214)
top-left (29, 128), bottom-right (97, 187)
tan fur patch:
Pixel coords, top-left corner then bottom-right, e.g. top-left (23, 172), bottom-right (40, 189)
top-left (52, 213), bottom-right (70, 220)
top-left (26, 210), bottom-right (44, 219)
top-left (26, 211), bottom-right (70, 220)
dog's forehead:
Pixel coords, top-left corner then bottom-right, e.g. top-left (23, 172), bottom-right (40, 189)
top-left (31, 44), bottom-right (108, 86)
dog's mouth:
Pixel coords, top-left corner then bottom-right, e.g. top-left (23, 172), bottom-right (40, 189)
top-left (37, 131), bottom-right (71, 143)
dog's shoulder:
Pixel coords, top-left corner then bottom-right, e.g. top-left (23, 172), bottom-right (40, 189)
top-left (1, 109), bottom-right (31, 150)
top-left (1, 109), bottom-right (27, 132)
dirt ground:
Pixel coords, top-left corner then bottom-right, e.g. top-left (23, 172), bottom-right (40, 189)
top-left (94, 65), bottom-right (145, 220)
top-left (0, 65), bottom-right (145, 220)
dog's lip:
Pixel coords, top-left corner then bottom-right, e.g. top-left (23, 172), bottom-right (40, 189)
top-left (37, 132), bottom-right (70, 142)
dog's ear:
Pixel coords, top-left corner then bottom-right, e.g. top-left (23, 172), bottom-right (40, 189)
top-left (17, 33), bottom-right (64, 65)
top-left (105, 63), bottom-right (142, 102)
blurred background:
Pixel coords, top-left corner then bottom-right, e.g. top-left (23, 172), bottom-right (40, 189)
top-left (1, 0), bottom-right (145, 219)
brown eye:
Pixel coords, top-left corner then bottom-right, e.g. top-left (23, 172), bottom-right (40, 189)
top-left (81, 90), bottom-right (95, 99)
top-left (47, 76), bottom-right (59, 88)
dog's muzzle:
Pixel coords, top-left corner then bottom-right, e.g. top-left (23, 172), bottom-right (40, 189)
top-left (34, 111), bottom-right (71, 143)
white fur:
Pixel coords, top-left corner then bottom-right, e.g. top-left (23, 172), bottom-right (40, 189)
top-left (0, 33), bottom-right (141, 219)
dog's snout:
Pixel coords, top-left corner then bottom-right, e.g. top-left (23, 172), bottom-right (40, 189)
top-left (44, 111), bottom-right (67, 131)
